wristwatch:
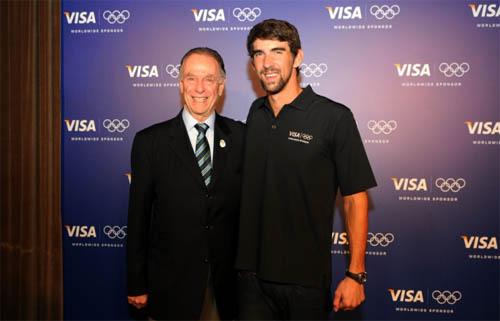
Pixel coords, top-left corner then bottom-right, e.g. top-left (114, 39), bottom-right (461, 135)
top-left (345, 270), bottom-right (367, 284)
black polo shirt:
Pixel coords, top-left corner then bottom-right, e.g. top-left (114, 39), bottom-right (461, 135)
top-left (235, 86), bottom-right (377, 288)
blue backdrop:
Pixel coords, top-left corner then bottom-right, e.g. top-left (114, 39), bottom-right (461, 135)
top-left (61, 1), bottom-right (499, 320)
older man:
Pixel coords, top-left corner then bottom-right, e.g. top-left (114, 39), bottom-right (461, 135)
top-left (127, 47), bottom-right (244, 320)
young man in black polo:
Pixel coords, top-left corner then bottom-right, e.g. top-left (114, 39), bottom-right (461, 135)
top-left (236, 19), bottom-right (377, 320)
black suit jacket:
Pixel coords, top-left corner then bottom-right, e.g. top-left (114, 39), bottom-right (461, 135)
top-left (127, 112), bottom-right (245, 320)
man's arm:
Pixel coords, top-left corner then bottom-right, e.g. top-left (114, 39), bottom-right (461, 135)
top-left (126, 131), bottom-right (154, 309)
top-left (333, 191), bottom-right (369, 312)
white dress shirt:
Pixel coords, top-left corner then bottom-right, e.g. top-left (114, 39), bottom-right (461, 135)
top-left (182, 108), bottom-right (215, 163)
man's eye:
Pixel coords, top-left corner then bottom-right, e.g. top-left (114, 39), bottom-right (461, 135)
top-left (253, 52), bottom-right (263, 58)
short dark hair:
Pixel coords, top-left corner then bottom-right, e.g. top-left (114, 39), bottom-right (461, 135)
top-left (179, 47), bottom-right (226, 78)
top-left (246, 19), bottom-right (302, 57)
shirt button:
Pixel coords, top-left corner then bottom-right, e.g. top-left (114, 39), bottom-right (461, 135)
top-left (271, 124), bottom-right (277, 129)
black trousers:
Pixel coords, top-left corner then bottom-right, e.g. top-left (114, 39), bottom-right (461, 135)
top-left (238, 272), bottom-right (330, 320)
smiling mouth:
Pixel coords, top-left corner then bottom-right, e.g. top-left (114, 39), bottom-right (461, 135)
top-left (262, 69), bottom-right (280, 77)
top-left (262, 69), bottom-right (280, 80)
top-left (192, 97), bottom-right (208, 102)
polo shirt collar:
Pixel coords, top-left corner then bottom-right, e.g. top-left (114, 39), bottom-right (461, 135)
top-left (261, 85), bottom-right (315, 111)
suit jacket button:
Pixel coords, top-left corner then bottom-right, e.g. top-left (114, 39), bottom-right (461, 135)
top-left (204, 225), bottom-right (210, 230)
top-left (204, 258), bottom-right (209, 263)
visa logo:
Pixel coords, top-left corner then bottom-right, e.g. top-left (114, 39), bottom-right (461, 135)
top-left (465, 121), bottom-right (500, 135)
top-left (391, 178), bottom-right (428, 191)
top-left (326, 6), bottom-right (362, 20)
top-left (64, 119), bottom-right (96, 132)
top-left (64, 11), bottom-right (96, 24)
top-left (395, 63), bottom-right (431, 77)
top-left (332, 232), bottom-right (348, 245)
top-left (65, 225), bottom-right (97, 238)
top-left (462, 236), bottom-right (498, 249)
top-left (126, 65), bottom-right (159, 78)
top-left (192, 8), bottom-right (225, 22)
top-left (469, 4), bottom-right (500, 18)
top-left (388, 289), bottom-right (424, 303)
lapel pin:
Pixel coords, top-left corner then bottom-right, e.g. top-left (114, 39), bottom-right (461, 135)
top-left (219, 139), bottom-right (226, 148)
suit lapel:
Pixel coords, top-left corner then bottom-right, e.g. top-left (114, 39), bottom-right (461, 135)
top-left (168, 112), bottom-right (207, 190)
top-left (210, 114), bottom-right (231, 191)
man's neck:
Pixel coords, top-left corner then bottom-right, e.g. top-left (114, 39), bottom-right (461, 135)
top-left (182, 107), bottom-right (215, 127)
top-left (267, 79), bottom-right (302, 117)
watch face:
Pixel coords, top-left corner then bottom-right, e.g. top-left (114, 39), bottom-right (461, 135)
top-left (360, 273), bottom-right (367, 283)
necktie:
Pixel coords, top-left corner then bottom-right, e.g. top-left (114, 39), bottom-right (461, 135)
top-left (194, 123), bottom-right (212, 187)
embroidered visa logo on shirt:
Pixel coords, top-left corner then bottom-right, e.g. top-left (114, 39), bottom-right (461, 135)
top-left (288, 130), bottom-right (314, 144)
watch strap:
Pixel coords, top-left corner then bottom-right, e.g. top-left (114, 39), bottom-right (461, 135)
top-left (345, 270), bottom-right (367, 284)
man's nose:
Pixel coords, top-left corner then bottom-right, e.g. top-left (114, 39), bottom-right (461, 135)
top-left (263, 54), bottom-right (273, 69)
top-left (195, 79), bottom-right (204, 93)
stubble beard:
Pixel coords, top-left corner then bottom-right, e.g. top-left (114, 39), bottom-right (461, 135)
top-left (260, 68), bottom-right (293, 95)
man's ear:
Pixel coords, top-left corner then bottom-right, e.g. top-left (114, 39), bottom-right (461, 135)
top-left (217, 79), bottom-right (225, 96)
top-left (293, 49), bottom-right (304, 68)
top-left (179, 80), bottom-right (184, 94)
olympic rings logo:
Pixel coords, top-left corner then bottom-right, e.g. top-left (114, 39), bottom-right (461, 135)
top-left (103, 119), bottom-right (130, 133)
top-left (103, 10), bottom-right (130, 24)
top-left (432, 290), bottom-right (462, 305)
top-left (232, 7), bottom-right (261, 22)
top-left (367, 120), bottom-right (397, 135)
top-left (370, 5), bottom-right (400, 20)
top-left (435, 178), bottom-right (466, 193)
top-left (368, 233), bottom-right (395, 247)
top-left (103, 225), bottom-right (127, 239)
top-left (300, 63), bottom-right (328, 78)
top-left (165, 64), bottom-right (181, 78)
top-left (439, 62), bottom-right (470, 78)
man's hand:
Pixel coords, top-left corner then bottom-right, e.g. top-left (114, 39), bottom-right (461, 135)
top-left (128, 294), bottom-right (148, 309)
top-left (333, 277), bottom-right (365, 312)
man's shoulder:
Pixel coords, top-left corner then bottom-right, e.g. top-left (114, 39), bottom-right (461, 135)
top-left (134, 117), bottom-right (178, 139)
top-left (217, 114), bottom-right (245, 132)
top-left (242, 96), bottom-right (267, 123)
top-left (310, 91), bottom-right (352, 116)
top-left (249, 95), bottom-right (267, 112)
